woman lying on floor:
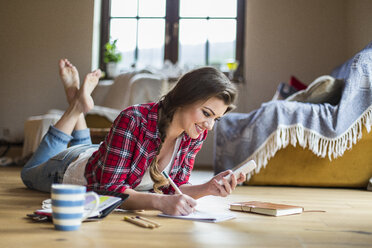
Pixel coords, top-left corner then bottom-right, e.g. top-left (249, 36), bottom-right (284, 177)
top-left (21, 59), bottom-right (245, 216)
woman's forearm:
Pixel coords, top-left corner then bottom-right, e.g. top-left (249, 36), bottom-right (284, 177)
top-left (120, 188), bottom-right (198, 216)
top-left (179, 183), bottom-right (210, 199)
top-left (120, 188), bottom-right (162, 210)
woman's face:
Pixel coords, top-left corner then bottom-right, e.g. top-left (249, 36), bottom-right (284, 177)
top-left (176, 97), bottom-right (229, 139)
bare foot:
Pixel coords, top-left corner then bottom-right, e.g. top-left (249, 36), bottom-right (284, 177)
top-left (75, 69), bottom-right (101, 113)
top-left (59, 59), bottom-right (80, 104)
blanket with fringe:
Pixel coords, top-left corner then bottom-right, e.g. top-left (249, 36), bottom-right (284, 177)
top-left (214, 42), bottom-right (372, 179)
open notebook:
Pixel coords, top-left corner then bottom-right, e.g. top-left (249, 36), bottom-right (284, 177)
top-left (34, 193), bottom-right (128, 220)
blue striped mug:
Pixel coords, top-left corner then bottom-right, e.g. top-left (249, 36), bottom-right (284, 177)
top-left (51, 184), bottom-right (100, 231)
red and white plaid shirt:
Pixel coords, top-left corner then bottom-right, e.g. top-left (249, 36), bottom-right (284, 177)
top-left (85, 102), bottom-right (207, 194)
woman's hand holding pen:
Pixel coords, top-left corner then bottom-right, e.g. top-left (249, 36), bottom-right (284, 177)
top-left (205, 170), bottom-right (246, 197)
top-left (158, 170), bottom-right (196, 215)
top-left (156, 194), bottom-right (197, 216)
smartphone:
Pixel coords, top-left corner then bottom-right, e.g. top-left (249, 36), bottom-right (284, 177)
top-left (218, 160), bottom-right (257, 185)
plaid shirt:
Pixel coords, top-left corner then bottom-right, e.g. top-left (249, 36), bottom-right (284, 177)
top-left (85, 102), bottom-right (207, 194)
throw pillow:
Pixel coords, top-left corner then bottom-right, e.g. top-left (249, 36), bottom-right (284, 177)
top-left (286, 75), bottom-right (345, 105)
top-left (289, 76), bottom-right (307, 91)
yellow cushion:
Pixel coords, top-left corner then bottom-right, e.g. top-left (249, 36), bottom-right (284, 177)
top-left (246, 127), bottom-right (372, 188)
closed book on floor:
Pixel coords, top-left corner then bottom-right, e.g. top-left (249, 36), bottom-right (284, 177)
top-left (229, 201), bottom-right (303, 216)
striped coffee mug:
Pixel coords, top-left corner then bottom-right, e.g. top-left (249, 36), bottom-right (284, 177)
top-left (51, 184), bottom-right (100, 231)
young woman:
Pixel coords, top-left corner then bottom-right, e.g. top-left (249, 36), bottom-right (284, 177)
top-left (21, 59), bottom-right (245, 216)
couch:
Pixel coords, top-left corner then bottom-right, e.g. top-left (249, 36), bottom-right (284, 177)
top-left (214, 41), bottom-right (372, 188)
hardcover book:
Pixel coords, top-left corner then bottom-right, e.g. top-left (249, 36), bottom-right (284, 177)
top-left (229, 201), bottom-right (303, 216)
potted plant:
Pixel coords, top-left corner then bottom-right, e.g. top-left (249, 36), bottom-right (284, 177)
top-left (104, 39), bottom-right (122, 78)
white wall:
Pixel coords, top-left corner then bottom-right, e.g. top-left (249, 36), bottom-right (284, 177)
top-left (0, 0), bottom-right (95, 141)
top-left (346, 0), bottom-right (372, 56)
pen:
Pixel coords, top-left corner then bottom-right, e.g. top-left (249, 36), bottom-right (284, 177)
top-left (161, 171), bottom-right (183, 194)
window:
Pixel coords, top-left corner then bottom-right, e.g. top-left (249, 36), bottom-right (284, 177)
top-left (100, 0), bottom-right (245, 81)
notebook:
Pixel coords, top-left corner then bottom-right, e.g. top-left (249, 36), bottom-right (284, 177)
top-left (229, 201), bottom-right (303, 217)
top-left (34, 193), bottom-right (128, 220)
top-left (158, 210), bottom-right (236, 223)
top-left (85, 194), bottom-right (126, 219)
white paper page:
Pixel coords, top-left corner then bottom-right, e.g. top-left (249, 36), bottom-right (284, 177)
top-left (158, 210), bottom-right (236, 223)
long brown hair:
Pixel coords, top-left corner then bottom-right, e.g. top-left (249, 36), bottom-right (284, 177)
top-left (150, 66), bottom-right (237, 193)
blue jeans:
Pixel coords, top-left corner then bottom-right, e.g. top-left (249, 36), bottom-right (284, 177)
top-left (21, 126), bottom-right (98, 192)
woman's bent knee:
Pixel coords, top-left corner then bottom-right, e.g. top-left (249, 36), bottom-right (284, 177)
top-left (20, 168), bottom-right (34, 190)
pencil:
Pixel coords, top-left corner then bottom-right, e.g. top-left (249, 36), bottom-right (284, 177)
top-left (133, 216), bottom-right (156, 228)
top-left (123, 216), bottom-right (155, 228)
top-left (136, 216), bottom-right (161, 227)
top-left (161, 171), bottom-right (183, 194)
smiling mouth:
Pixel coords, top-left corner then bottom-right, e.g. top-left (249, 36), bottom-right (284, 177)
top-left (195, 124), bottom-right (204, 133)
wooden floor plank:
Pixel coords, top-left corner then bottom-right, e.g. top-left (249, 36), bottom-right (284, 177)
top-left (1, 166), bottom-right (372, 248)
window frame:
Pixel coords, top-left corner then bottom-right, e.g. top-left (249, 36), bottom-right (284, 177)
top-left (99, 0), bottom-right (245, 82)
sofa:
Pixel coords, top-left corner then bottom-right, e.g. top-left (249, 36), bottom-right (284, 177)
top-left (214, 41), bottom-right (372, 188)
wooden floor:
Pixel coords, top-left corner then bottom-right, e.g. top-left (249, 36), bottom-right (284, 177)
top-left (1, 166), bottom-right (372, 248)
